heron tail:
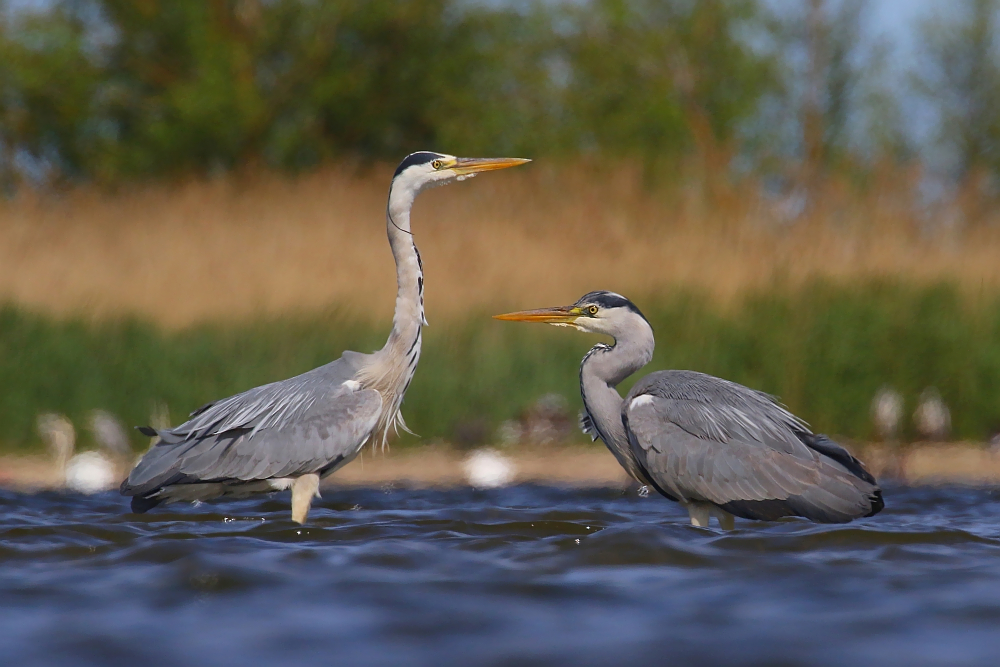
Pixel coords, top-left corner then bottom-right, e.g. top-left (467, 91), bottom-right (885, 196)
top-left (865, 488), bottom-right (885, 517)
top-left (129, 494), bottom-right (162, 514)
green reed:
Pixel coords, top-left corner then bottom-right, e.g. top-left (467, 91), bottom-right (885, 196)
top-left (2, 281), bottom-right (999, 453)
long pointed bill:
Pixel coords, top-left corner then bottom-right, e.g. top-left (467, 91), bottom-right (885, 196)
top-left (493, 306), bottom-right (581, 325)
top-left (452, 157), bottom-right (531, 175)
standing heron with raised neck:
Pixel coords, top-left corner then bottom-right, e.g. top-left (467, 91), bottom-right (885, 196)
top-left (121, 152), bottom-right (529, 523)
top-left (495, 291), bottom-right (883, 529)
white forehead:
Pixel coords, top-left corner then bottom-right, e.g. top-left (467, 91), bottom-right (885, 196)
top-left (391, 152), bottom-right (460, 198)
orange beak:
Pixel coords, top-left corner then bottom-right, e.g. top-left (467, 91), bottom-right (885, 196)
top-left (451, 157), bottom-right (531, 175)
top-left (493, 305), bottom-right (582, 325)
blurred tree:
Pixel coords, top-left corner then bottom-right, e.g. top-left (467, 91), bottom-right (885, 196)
top-left (760, 0), bottom-right (904, 179)
top-left (0, 3), bottom-right (104, 187)
top-left (552, 0), bottom-right (777, 170)
top-left (88, 0), bottom-right (544, 176)
top-left (0, 0), bottom-right (781, 184)
top-left (1, 0), bottom-right (545, 180)
top-left (916, 0), bottom-right (1000, 183)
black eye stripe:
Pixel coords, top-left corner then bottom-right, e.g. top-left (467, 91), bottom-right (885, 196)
top-left (394, 152), bottom-right (444, 178)
top-left (576, 291), bottom-right (649, 322)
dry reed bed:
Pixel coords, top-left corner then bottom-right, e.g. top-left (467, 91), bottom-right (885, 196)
top-left (3, 164), bottom-right (1000, 327)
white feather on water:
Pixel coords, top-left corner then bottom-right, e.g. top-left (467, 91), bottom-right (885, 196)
top-left (64, 451), bottom-right (117, 494)
top-left (463, 448), bottom-right (515, 489)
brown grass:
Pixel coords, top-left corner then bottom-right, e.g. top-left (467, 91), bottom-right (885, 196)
top-left (3, 162), bottom-right (1000, 327)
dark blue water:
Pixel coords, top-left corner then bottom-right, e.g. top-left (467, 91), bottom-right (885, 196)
top-left (1, 484), bottom-right (999, 666)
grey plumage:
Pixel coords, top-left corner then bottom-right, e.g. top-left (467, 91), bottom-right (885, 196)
top-left (124, 355), bottom-right (381, 500)
top-left (624, 371), bottom-right (882, 523)
top-left (495, 291), bottom-right (883, 528)
top-left (121, 152), bottom-right (530, 522)
top-left (579, 410), bottom-right (599, 442)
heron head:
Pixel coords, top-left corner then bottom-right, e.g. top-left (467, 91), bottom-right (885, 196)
top-left (391, 151), bottom-right (530, 195)
top-left (494, 291), bottom-right (651, 339)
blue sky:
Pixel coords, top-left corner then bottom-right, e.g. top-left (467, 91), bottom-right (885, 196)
top-left (869, 0), bottom-right (940, 65)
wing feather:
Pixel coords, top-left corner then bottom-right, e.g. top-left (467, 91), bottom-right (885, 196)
top-left (623, 370), bottom-right (882, 522)
top-left (579, 410), bottom-right (600, 442)
top-left (122, 354), bottom-right (382, 497)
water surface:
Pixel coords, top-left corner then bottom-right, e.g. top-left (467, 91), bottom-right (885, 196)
top-left (1, 484), bottom-right (999, 666)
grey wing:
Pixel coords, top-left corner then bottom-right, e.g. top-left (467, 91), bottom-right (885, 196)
top-left (122, 354), bottom-right (382, 496)
top-left (623, 370), bottom-right (883, 523)
top-left (159, 350), bottom-right (368, 441)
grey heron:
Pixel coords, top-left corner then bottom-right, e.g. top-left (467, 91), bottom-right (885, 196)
top-left (495, 291), bottom-right (884, 529)
top-left (914, 387), bottom-right (951, 441)
top-left (871, 386), bottom-right (903, 442)
top-left (121, 152), bottom-right (529, 523)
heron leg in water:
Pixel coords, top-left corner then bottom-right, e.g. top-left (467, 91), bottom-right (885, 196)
top-left (687, 503), bottom-right (735, 530)
top-left (687, 503), bottom-right (711, 527)
top-left (712, 507), bottom-right (736, 531)
top-left (291, 473), bottom-right (321, 524)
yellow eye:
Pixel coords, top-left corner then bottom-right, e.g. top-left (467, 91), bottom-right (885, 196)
top-left (432, 160), bottom-right (444, 170)
top-left (588, 305), bottom-right (599, 315)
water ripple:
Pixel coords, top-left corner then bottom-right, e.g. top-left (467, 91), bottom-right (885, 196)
top-left (1, 484), bottom-right (999, 666)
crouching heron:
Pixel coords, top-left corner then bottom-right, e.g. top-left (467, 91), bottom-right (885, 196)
top-left (495, 291), bottom-right (883, 529)
top-left (121, 152), bottom-right (529, 523)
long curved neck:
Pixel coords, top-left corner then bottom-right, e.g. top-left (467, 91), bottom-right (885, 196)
top-left (358, 182), bottom-right (426, 444)
top-left (382, 183), bottom-right (426, 361)
top-left (580, 322), bottom-right (654, 481)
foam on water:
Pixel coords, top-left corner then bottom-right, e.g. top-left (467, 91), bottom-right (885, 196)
top-left (1, 484), bottom-right (999, 666)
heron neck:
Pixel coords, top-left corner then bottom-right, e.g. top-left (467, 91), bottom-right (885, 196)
top-left (381, 187), bottom-right (425, 363)
top-left (579, 325), bottom-right (654, 481)
top-left (354, 186), bottom-right (426, 446)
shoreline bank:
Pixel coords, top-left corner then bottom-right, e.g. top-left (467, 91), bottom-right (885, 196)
top-left (2, 442), bottom-right (999, 492)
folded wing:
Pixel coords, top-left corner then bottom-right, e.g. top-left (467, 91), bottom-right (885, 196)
top-left (623, 370), bottom-right (883, 523)
top-left (122, 355), bottom-right (382, 498)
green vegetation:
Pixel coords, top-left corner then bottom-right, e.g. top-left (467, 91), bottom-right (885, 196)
top-left (0, 0), bottom-right (773, 184)
top-left (3, 281), bottom-right (999, 453)
top-left (5, 0), bottom-right (1000, 190)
